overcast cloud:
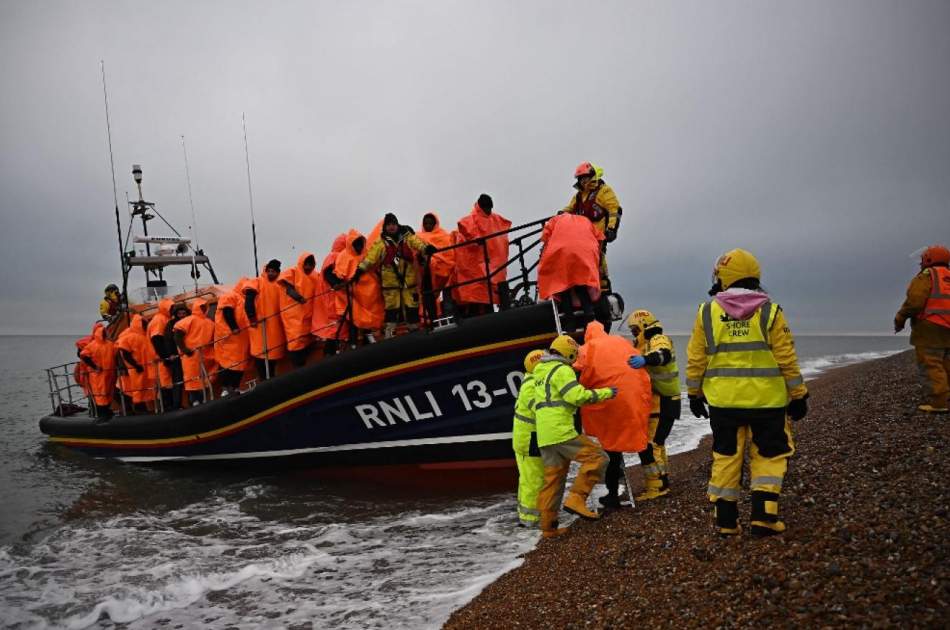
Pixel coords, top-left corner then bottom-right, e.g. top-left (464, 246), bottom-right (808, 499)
top-left (0, 0), bottom-right (947, 335)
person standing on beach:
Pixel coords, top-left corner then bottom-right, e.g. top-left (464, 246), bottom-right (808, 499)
top-left (894, 244), bottom-right (950, 413)
top-left (686, 249), bottom-right (808, 537)
top-left (512, 350), bottom-right (545, 528)
top-left (626, 309), bottom-right (681, 501)
top-left (534, 335), bottom-right (617, 539)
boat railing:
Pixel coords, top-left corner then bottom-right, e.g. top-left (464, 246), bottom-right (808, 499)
top-left (43, 216), bottom-right (558, 417)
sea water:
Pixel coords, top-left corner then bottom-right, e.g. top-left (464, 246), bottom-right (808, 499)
top-left (0, 334), bottom-right (906, 629)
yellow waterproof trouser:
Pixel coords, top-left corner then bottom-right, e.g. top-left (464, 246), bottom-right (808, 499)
top-left (708, 415), bottom-right (795, 503)
top-left (915, 346), bottom-right (950, 408)
top-left (537, 435), bottom-right (608, 514)
top-left (515, 453), bottom-right (544, 527)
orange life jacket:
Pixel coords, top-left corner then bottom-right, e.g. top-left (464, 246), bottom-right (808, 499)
top-left (921, 266), bottom-right (950, 329)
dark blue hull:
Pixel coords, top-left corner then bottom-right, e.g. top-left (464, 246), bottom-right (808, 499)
top-left (40, 304), bottom-right (559, 469)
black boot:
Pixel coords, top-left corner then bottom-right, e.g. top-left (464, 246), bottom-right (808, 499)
top-left (715, 499), bottom-right (740, 536)
top-left (750, 490), bottom-right (786, 537)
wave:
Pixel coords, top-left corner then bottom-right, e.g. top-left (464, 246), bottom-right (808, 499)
top-left (799, 350), bottom-right (903, 379)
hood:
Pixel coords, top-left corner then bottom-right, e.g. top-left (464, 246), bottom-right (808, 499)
top-left (92, 325), bottom-right (108, 343)
top-left (331, 233), bottom-right (347, 253)
top-left (129, 314), bottom-right (146, 335)
top-left (190, 298), bottom-right (209, 319)
top-left (158, 298), bottom-right (173, 318)
top-left (420, 212), bottom-right (442, 233)
top-left (584, 320), bottom-right (606, 343)
top-left (296, 251), bottom-right (316, 273)
top-left (345, 228), bottom-right (366, 254)
top-left (714, 287), bottom-right (770, 321)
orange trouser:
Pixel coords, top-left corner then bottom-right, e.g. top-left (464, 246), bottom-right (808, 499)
top-left (915, 346), bottom-right (950, 408)
top-left (537, 435), bottom-right (608, 515)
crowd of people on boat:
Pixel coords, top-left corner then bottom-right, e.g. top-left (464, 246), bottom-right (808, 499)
top-left (72, 162), bottom-right (623, 419)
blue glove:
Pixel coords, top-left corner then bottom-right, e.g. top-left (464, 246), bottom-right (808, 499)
top-left (628, 355), bottom-right (646, 369)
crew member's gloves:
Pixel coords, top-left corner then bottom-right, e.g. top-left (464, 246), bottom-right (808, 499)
top-left (628, 355), bottom-right (646, 369)
top-left (893, 316), bottom-right (905, 333)
top-left (689, 395), bottom-right (709, 418)
top-left (605, 386), bottom-right (618, 400)
top-left (424, 244), bottom-right (438, 257)
top-left (604, 227), bottom-right (618, 243)
top-left (787, 395), bottom-right (808, 421)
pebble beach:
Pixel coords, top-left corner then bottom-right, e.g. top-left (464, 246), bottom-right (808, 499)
top-left (446, 350), bottom-right (949, 628)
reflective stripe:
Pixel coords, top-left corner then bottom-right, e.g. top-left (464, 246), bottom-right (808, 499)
top-left (559, 380), bottom-right (580, 396)
top-left (685, 378), bottom-right (702, 388)
top-left (518, 504), bottom-right (541, 516)
top-left (702, 302), bottom-right (715, 351)
top-left (785, 376), bottom-right (804, 388)
top-left (543, 362), bottom-right (571, 404)
top-left (651, 371), bottom-right (679, 381)
top-left (589, 389), bottom-right (601, 403)
top-left (707, 484), bottom-right (740, 499)
top-left (704, 367), bottom-right (783, 378)
top-left (642, 463), bottom-right (661, 475)
top-left (759, 302), bottom-right (773, 341)
top-left (514, 413), bottom-right (536, 425)
top-left (536, 401), bottom-right (572, 409)
top-left (751, 476), bottom-right (784, 488)
top-left (709, 341), bottom-right (772, 354)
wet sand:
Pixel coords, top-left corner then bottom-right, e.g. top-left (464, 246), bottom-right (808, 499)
top-left (446, 350), bottom-right (948, 628)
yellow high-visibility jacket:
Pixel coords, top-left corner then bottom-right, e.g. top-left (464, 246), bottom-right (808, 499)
top-left (532, 355), bottom-right (613, 448)
top-left (512, 374), bottom-right (537, 456)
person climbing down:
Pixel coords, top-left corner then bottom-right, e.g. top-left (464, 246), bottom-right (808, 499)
top-left (452, 195), bottom-right (512, 318)
top-left (417, 212), bottom-right (455, 323)
top-left (537, 212), bottom-right (604, 330)
top-left (173, 299), bottom-right (215, 407)
top-left (534, 334), bottom-right (617, 539)
top-left (686, 248), bottom-right (808, 537)
top-left (215, 280), bottom-right (251, 396)
top-left (626, 309), bottom-right (682, 501)
top-left (243, 259), bottom-right (286, 380)
top-left (559, 162), bottom-right (621, 295)
top-left (894, 244), bottom-right (950, 413)
top-left (279, 252), bottom-right (317, 367)
top-left (357, 213), bottom-right (435, 339)
top-left (512, 350), bottom-right (545, 528)
top-left (573, 321), bottom-right (651, 510)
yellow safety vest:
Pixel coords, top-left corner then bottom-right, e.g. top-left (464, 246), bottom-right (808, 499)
top-left (640, 333), bottom-right (681, 398)
top-left (511, 374), bottom-right (536, 455)
top-left (699, 300), bottom-right (788, 409)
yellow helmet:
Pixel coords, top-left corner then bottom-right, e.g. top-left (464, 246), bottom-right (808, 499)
top-left (713, 248), bottom-right (761, 290)
top-left (627, 309), bottom-right (661, 335)
top-left (523, 349), bottom-right (544, 374)
top-left (549, 334), bottom-right (579, 363)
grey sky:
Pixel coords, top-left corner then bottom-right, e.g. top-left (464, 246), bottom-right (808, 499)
top-left (0, 0), bottom-right (947, 335)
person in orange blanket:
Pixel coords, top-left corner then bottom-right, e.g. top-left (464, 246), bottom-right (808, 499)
top-left (74, 322), bottom-right (103, 402)
top-left (243, 259), bottom-right (286, 381)
top-left (174, 299), bottom-right (215, 407)
top-left (538, 212), bottom-right (604, 330)
top-left (453, 195), bottom-right (512, 318)
top-left (79, 325), bottom-right (117, 421)
top-left (147, 299), bottom-right (176, 411)
top-left (417, 212), bottom-right (456, 322)
top-left (313, 234), bottom-right (347, 355)
top-left (279, 252), bottom-right (317, 368)
top-left (574, 321), bottom-right (652, 509)
top-left (332, 229), bottom-right (385, 345)
top-left (116, 314), bottom-right (156, 413)
top-left (215, 280), bottom-right (251, 396)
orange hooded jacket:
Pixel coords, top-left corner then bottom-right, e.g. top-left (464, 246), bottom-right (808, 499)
top-left (334, 229), bottom-right (385, 330)
top-left (243, 266), bottom-right (287, 360)
top-left (312, 234), bottom-right (347, 340)
top-left (574, 321), bottom-right (651, 453)
top-left (74, 322), bottom-right (103, 397)
top-left (174, 299), bottom-right (216, 392)
top-left (279, 252), bottom-right (316, 351)
top-left (80, 325), bottom-right (116, 406)
top-left (215, 280), bottom-right (251, 373)
top-left (538, 213), bottom-right (603, 301)
top-left (147, 299), bottom-right (175, 388)
top-left (453, 203), bottom-right (512, 304)
top-left (116, 314), bottom-right (156, 403)
top-left (418, 212), bottom-right (455, 288)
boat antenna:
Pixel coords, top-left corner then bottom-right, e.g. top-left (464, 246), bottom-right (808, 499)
top-left (180, 135), bottom-right (202, 293)
top-left (100, 60), bottom-right (129, 314)
top-left (242, 112), bottom-right (260, 275)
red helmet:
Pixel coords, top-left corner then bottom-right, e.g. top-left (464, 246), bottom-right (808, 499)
top-left (921, 245), bottom-right (950, 268)
top-left (573, 161), bottom-right (595, 179)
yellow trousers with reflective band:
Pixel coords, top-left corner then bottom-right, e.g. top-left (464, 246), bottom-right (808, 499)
top-left (515, 453), bottom-right (544, 527)
top-left (708, 418), bottom-right (795, 503)
top-left (537, 435), bottom-right (607, 527)
top-left (915, 346), bottom-right (950, 408)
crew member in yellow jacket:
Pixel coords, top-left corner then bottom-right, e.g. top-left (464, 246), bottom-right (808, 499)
top-left (534, 335), bottom-right (617, 539)
top-left (625, 309), bottom-right (681, 502)
top-left (686, 249), bottom-right (808, 537)
top-left (512, 350), bottom-right (544, 527)
top-left (560, 162), bottom-right (622, 292)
